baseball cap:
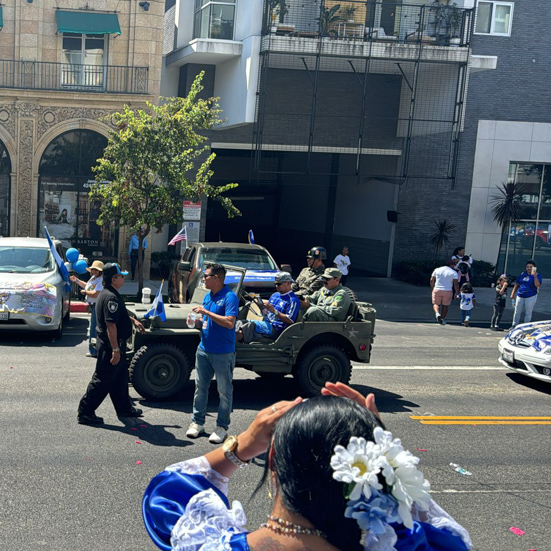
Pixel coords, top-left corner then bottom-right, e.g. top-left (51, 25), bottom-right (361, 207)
top-left (275, 272), bottom-right (294, 283)
top-left (321, 267), bottom-right (342, 280)
top-left (103, 262), bottom-right (129, 282)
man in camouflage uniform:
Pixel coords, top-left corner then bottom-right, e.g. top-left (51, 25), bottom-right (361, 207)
top-left (302, 267), bottom-right (351, 322)
top-left (292, 246), bottom-right (326, 298)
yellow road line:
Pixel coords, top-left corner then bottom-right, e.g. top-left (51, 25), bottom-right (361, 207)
top-left (410, 416), bottom-right (551, 420)
top-left (418, 420), bottom-right (551, 425)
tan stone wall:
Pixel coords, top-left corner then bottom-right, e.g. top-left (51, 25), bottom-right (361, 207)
top-left (0, 0), bottom-right (164, 275)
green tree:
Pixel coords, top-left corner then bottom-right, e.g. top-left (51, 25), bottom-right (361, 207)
top-left (430, 219), bottom-right (456, 264)
top-left (90, 72), bottom-right (240, 294)
top-left (490, 181), bottom-right (525, 274)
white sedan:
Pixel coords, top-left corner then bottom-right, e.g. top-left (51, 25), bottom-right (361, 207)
top-left (498, 321), bottom-right (551, 383)
top-left (0, 237), bottom-right (71, 338)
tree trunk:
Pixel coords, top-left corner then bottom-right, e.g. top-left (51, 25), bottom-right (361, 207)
top-left (504, 219), bottom-right (512, 274)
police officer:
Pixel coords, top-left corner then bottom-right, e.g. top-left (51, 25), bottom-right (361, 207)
top-left (292, 246), bottom-right (326, 298)
top-left (302, 267), bottom-right (352, 322)
top-left (77, 262), bottom-right (145, 425)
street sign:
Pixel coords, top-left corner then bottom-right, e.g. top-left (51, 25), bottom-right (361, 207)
top-left (183, 201), bottom-right (201, 221)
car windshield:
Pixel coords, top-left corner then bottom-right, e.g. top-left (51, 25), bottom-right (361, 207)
top-left (199, 248), bottom-right (277, 270)
top-left (0, 246), bottom-right (55, 273)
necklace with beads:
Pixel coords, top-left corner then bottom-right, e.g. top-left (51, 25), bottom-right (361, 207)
top-left (260, 515), bottom-right (327, 540)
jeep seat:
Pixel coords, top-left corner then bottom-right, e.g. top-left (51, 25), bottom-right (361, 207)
top-left (346, 301), bottom-right (363, 321)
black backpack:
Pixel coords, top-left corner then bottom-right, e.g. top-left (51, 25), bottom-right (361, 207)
top-left (458, 262), bottom-right (469, 275)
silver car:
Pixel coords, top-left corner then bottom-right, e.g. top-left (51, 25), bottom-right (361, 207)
top-left (498, 321), bottom-right (551, 383)
top-left (0, 237), bottom-right (71, 338)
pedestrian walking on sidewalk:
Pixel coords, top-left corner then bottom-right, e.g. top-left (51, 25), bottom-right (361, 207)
top-left (430, 260), bottom-right (460, 325)
top-left (510, 260), bottom-right (542, 327)
top-left (457, 282), bottom-right (476, 327)
top-left (490, 274), bottom-right (508, 331)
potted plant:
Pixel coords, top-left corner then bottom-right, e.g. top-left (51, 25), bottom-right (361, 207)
top-left (339, 5), bottom-right (356, 23)
top-left (267, 0), bottom-right (289, 32)
top-left (319, 4), bottom-right (343, 36)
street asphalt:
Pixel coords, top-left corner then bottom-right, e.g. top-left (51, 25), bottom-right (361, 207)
top-left (1, 277), bottom-right (550, 551)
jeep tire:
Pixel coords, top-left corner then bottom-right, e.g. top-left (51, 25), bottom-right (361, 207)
top-left (293, 344), bottom-right (351, 396)
top-left (129, 344), bottom-right (191, 400)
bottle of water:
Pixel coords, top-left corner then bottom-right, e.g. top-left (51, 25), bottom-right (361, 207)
top-left (187, 312), bottom-right (197, 328)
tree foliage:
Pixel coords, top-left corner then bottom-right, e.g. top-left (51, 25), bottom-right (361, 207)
top-left (429, 219), bottom-right (456, 262)
top-left (90, 72), bottom-right (239, 289)
top-left (490, 181), bottom-right (525, 227)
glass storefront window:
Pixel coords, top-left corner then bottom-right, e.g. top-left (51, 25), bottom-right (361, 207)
top-left (497, 163), bottom-right (551, 279)
top-left (0, 141), bottom-right (11, 237)
top-left (37, 130), bottom-right (117, 259)
top-left (193, 1), bottom-right (235, 40)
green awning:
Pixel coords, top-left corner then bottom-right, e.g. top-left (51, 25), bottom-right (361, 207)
top-left (56, 11), bottom-right (121, 35)
top-left (0, 7), bottom-right (4, 30)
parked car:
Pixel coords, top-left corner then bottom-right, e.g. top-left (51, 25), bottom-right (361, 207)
top-left (126, 265), bottom-right (376, 399)
top-left (0, 237), bottom-right (71, 338)
top-left (498, 321), bottom-right (551, 383)
top-left (168, 242), bottom-right (290, 303)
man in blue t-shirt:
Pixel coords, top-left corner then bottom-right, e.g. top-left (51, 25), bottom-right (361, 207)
top-left (511, 259), bottom-right (542, 327)
top-left (186, 263), bottom-right (239, 444)
top-left (235, 272), bottom-right (300, 344)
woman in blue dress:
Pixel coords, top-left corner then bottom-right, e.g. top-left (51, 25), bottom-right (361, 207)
top-left (143, 383), bottom-right (472, 551)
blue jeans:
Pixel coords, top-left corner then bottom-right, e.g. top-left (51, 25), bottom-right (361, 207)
top-left (89, 305), bottom-right (97, 355)
top-left (192, 347), bottom-right (235, 430)
top-left (512, 294), bottom-right (538, 327)
top-left (460, 309), bottom-right (472, 322)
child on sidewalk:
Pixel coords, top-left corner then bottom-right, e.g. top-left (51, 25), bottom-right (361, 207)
top-left (457, 282), bottom-right (476, 327)
top-left (490, 274), bottom-right (508, 331)
top-left (455, 255), bottom-right (472, 287)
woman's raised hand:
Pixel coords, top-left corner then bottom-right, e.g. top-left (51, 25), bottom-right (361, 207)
top-left (237, 398), bottom-right (303, 461)
top-left (322, 382), bottom-right (384, 427)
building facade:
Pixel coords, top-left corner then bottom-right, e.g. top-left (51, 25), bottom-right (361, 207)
top-left (163, 0), bottom-right (500, 274)
top-left (0, 0), bottom-right (164, 270)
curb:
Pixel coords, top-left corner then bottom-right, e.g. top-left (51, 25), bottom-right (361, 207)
top-left (70, 301), bottom-right (88, 313)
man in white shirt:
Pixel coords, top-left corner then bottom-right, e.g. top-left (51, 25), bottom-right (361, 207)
top-left (430, 260), bottom-right (459, 325)
top-left (333, 247), bottom-right (351, 285)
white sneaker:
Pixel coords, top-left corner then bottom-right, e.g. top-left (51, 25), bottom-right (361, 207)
top-left (208, 426), bottom-right (228, 444)
top-left (436, 313), bottom-right (443, 324)
top-left (186, 422), bottom-right (205, 439)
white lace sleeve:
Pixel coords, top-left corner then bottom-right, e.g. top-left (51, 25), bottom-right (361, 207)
top-left (166, 456), bottom-right (229, 495)
top-left (170, 489), bottom-right (247, 551)
top-left (412, 498), bottom-right (473, 550)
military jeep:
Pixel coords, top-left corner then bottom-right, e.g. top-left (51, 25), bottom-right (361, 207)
top-left (125, 266), bottom-right (376, 400)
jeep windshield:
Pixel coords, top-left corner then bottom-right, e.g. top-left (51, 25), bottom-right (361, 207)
top-left (0, 246), bottom-right (55, 273)
top-left (198, 248), bottom-right (277, 270)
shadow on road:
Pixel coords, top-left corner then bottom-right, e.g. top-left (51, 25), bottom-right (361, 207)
top-left (506, 372), bottom-right (551, 395)
top-left (137, 376), bottom-right (419, 417)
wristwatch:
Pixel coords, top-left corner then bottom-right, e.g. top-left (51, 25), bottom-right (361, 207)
top-left (222, 436), bottom-right (250, 468)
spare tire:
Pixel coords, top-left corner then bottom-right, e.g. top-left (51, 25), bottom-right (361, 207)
top-left (129, 343), bottom-right (191, 400)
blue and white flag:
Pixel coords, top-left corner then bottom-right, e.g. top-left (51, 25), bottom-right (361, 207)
top-left (143, 285), bottom-right (166, 322)
top-left (44, 226), bottom-right (70, 282)
top-left (248, 229), bottom-right (255, 244)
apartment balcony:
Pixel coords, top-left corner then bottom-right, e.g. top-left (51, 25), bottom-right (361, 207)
top-left (262, 0), bottom-right (474, 64)
top-left (0, 60), bottom-right (149, 95)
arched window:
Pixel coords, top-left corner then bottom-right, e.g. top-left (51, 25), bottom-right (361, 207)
top-left (0, 140), bottom-right (11, 237)
top-left (37, 130), bottom-right (117, 258)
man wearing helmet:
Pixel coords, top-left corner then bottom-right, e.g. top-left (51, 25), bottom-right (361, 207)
top-left (292, 246), bottom-right (326, 298)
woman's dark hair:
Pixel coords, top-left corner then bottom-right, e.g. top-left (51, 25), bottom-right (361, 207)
top-left (526, 259), bottom-right (537, 267)
top-left (452, 246), bottom-right (465, 257)
top-left (260, 396), bottom-right (382, 551)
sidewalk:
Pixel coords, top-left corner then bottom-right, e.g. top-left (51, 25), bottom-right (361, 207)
top-left (72, 277), bottom-right (550, 326)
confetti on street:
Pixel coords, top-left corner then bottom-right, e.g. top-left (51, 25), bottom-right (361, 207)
top-left (450, 463), bottom-right (472, 476)
top-left (136, 461), bottom-right (142, 465)
top-left (135, 441), bottom-right (142, 444)
top-left (417, 449), bottom-right (428, 452)
top-left (509, 527), bottom-right (525, 536)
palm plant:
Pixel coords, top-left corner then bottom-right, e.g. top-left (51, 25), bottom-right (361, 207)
top-left (490, 181), bottom-right (526, 274)
top-left (319, 4), bottom-right (343, 36)
top-left (430, 219), bottom-right (456, 264)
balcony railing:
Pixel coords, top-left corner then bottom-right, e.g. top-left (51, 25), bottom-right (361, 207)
top-left (0, 60), bottom-right (149, 94)
top-left (263, 0), bottom-right (473, 47)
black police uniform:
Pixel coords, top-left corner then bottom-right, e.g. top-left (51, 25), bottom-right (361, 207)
top-left (78, 283), bottom-right (135, 419)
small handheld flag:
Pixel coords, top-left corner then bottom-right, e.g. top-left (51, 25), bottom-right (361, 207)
top-left (168, 226), bottom-right (187, 246)
top-left (44, 226), bottom-right (70, 282)
top-left (143, 283), bottom-right (166, 322)
top-left (248, 229), bottom-right (255, 245)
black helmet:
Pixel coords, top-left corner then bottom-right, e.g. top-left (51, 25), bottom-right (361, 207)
top-left (306, 246), bottom-right (327, 260)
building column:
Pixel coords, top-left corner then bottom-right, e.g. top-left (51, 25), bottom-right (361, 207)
top-left (15, 101), bottom-right (39, 237)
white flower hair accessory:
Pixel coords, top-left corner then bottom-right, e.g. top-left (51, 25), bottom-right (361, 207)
top-left (330, 427), bottom-right (431, 551)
